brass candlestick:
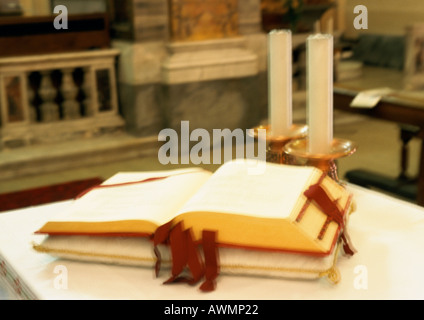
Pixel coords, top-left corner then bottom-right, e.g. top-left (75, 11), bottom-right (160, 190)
top-left (250, 124), bottom-right (308, 164)
top-left (284, 138), bottom-right (357, 183)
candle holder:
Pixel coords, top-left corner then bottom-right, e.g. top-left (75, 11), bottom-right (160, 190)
top-left (284, 138), bottom-right (357, 183)
top-left (250, 124), bottom-right (308, 164)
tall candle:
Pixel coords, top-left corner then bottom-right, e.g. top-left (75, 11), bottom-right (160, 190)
top-left (307, 34), bottom-right (334, 154)
top-left (268, 30), bottom-right (293, 136)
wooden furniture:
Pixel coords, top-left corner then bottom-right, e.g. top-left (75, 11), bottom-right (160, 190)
top-left (334, 67), bottom-right (424, 206)
top-left (0, 13), bottom-right (110, 58)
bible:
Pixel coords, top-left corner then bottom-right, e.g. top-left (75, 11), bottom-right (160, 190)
top-left (34, 159), bottom-right (356, 289)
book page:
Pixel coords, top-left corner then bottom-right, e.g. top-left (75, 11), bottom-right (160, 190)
top-left (51, 168), bottom-right (212, 226)
top-left (178, 160), bottom-right (318, 219)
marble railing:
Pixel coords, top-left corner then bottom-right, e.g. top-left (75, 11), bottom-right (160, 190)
top-left (0, 49), bottom-right (124, 148)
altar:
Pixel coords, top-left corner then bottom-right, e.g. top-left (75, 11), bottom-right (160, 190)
top-left (1, 183), bottom-right (424, 300)
top-left (1, 0), bottom-right (423, 303)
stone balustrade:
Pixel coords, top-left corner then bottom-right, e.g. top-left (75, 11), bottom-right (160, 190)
top-left (0, 49), bottom-right (123, 148)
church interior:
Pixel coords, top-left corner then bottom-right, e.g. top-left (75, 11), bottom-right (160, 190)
top-left (1, 0), bottom-right (423, 205)
top-left (1, 0), bottom-right (424, 300)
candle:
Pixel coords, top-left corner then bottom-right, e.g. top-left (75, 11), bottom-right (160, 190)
top-left (307, 34), bottom-right (334, 154)
top-left (268, 30), bottom-right (293, 136)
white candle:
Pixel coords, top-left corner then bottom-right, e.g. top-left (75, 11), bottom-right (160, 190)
top-left (268, 30), bottom-right (293, 136)
top-left (307, 34), bottom-right (334, 154)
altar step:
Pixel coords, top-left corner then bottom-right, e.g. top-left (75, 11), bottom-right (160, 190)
top-left (0, 133), bottom-right (160, 182)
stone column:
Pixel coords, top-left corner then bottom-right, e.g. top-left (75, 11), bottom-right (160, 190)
top-left (112, 0), bottom-right (169, 137)
top-left (61, 68), bottom-right (81, 120)
top-left (39, 71), bottom-right (59, 122)
top-left (239, 0), bottom-right (262, 35)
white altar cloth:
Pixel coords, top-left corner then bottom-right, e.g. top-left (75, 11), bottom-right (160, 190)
top-left (1, 184), bottom-right (424, 300)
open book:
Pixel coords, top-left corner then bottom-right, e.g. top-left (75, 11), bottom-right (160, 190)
top-left (36, 159), bottom-right (354, 257)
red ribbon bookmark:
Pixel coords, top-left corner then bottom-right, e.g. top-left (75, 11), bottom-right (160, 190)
top-left (304, 183), bottom-right (356, 257)
top-left (153, 222), bottom-right (220, 292)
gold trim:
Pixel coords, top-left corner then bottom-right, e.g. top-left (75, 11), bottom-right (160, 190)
top-left (321, 266), bottom-right (341, 285)
top-left (221, 262), bottom-right (334, 276)
top-left (222, 243), bottom-right (342, 283)
top-left (33, 242), bottom-right (343, 283)
top-left (320, 244), bottom-right (342, 284)
top-left (32, 243), bottom-right (171, 264)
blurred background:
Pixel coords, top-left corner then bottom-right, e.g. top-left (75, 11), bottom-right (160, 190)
top-left (0, 0), bottom-right (423, 209)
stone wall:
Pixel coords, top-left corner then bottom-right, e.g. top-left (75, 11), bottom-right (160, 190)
top-left (113, 0), bottom-right (268, 137)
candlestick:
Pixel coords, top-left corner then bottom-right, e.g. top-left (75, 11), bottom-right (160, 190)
top-left (249, 124), bottom-right (308, 165)
top-left (307, 34), bottom-right (334, 154)
top-left (284, 138), bottom-right (357, 183)
top-left (268, 30), bottom-right (293, 136)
